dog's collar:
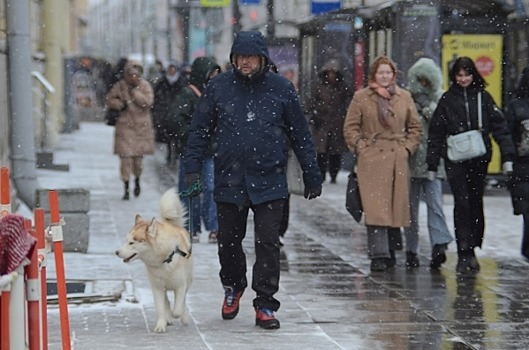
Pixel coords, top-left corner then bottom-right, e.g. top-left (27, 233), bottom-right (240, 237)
top-left (163, 246), bottom-right (191, 263)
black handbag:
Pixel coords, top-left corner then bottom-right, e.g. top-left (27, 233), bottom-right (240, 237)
top-left (105, 108), bottom-right (121, 126)
top-left (345, 170), bottom-right (363, 222)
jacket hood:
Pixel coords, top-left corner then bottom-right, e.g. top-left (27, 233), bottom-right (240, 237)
top-left (189, 56), bottom-right (220, 90)
top-left (124, 60), bottom-right (144, 76)
top-left (230, 31), bottom-right (269, 67)
top-left (320, 59), bottom-right (341, 73)
top-left (407, 58), bottom-right (442, 98)
top-left (319, 58), bottom-right (343, 82)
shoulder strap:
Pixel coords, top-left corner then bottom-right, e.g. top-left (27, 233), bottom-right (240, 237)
top-left (188, 84), bottom-right (201, 97)
top-left (478, 92), bottom-right (482, 130)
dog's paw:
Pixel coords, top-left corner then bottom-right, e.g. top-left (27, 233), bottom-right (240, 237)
top-left (171, 309), bottom-right (181, 319)
top-left (180, 310), bottom-right (189, 326)
top-left (154, 320), bottom-right (167, 333)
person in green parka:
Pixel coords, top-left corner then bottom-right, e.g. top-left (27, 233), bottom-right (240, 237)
top-left (168, 57), bottom-right (221, 244)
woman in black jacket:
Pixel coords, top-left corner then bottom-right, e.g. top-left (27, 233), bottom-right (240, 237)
top-left (426, 56), bottom-right (515, 273)
top-left (505, 67), bottom-right (529, 260)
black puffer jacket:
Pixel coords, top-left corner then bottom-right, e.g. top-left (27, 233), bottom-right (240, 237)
top-left (151, 73), bottom-right (186, 142)
top-left (183, 31), bottom-right (322, 205)
top-left (427, 83), bottom-right (515, 171)
top-left (505, 95), bottom-right (529, 214)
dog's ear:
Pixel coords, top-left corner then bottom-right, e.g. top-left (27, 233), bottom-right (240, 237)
top-left (146, 217), bottom-right (157, 238)
top-left (135, 214), bottom-right (143, 224)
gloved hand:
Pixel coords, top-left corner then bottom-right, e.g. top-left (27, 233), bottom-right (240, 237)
top-left (427, 171), bottom-right (437, 181)
top-left (304, 185), bottom-right (322, 200)
top-left (414, 93), bottom-right (430, 109)
top-left (185, 173), bottom-right (201, 189)
top-left (502, 161), bottom-right (514, 175)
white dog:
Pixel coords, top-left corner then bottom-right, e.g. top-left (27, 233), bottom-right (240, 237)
top-left (116, 188), bottom-right (193, 333)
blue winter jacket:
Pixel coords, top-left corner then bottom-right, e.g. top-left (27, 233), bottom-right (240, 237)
top-left (183, 31), bottom-right (322, 205)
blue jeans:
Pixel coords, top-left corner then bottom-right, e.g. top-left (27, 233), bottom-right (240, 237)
top-left (178, 156), bottom-right (218, 234)
top-left (404, 177), bottom-right (453, 254)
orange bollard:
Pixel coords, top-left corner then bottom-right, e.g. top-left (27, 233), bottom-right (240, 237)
top-left (1, 293), bottom-right (10, 350)
top-left (48, 190), bottom-right (71, 350)
top-left (26, 221), bottom-right (41, 350)
top-left (34, 208), bottom-right (48, 350)
top-left (0, 166), bottom-right (11, 350)
top-left (1, 167), bottom-right (10, 217)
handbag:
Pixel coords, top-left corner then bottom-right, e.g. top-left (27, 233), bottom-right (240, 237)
top-left (286, 149), bottom-right (304, 196)
top-left (446, 92), bottom-right (486, 162)
top-left (105, 108), bottom-right (121, 126)
top-left (345, 169), bottom-right (363, 223)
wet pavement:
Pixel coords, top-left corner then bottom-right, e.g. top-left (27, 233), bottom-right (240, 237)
top-left (35, 122), bottom-right (529, 349)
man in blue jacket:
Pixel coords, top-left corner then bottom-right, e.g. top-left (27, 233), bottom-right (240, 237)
top-left (183, 31), bottom-right (322, 329)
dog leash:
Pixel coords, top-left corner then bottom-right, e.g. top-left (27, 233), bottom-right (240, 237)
top-left (179, 181), bottom-right (203, 255)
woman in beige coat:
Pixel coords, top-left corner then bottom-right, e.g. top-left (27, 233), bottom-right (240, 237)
top-left (105, 60), bottom-right (155, 200)
top-left (343, 56), bottom-right (422, 272)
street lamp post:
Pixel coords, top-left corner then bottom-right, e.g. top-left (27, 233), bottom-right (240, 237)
top-left (266, 0), bottom-right (275, 39)
top-left (232, 0), bottom-right (242, 36)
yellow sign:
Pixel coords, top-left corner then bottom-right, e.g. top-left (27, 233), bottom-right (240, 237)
top-left (200, 0), bottom-right (230, 7)
top-left (442, 34), bottom-right (504, 173)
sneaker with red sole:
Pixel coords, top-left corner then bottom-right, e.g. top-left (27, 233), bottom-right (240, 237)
top-left (255, 307), bottom-right (280, 329)
top-left (222, 287), bottom-right (243, 320)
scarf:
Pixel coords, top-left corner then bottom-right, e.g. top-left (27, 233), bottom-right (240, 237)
top-left (368, 82), bottom-right (396, 129)
top-left (166, 73), bottom-right (179, 85)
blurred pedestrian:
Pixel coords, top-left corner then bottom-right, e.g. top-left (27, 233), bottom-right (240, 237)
top-left (179, 63), bottom-right (192, 85)
top-left (505, 66), bottom-right (529, 260)
top-left (151, 62), bottom-right (187, 164)
top-left (427, 56), bottom-right (515, 273)
top-left (148, 59), bottom-right (165, 86)
top-left (308, 59), bottom-right (352, 183)
top-left (169, 57), bottom-right (221, 243)
top-left (343, 55), bottom-right (423, 272)
top-left (270, 61), bottom-right (292, 244)
top-left (106, 57), bottom-right (128, 94)
top-left (105, 60), bottom-right (155, 200)
top-left (406, 57), bottom-right (453, 269)
top-left (183, 31), bottom-right (322, 329)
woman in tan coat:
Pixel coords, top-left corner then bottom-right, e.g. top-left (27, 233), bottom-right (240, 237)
top-left (105, 60), bottom-right (155, 200)
top-left (343, 56), bottom-right (422, 272)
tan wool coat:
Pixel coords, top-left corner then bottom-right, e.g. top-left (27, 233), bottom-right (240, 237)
top-left (106, 77), bottom-right (155, 157)
top-left (343, 86), bottom-right (422, 227)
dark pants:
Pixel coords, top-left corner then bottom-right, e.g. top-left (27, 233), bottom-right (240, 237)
top-left (445, 159), bottom-right (488, 253)
top-left (279, 195), bottom-right (290, 237)
top-left (317, 153), bottom-right (342, 181)
top-left (522, 213), bottom-right (529, 259)
top-left (216, 199), bottom-right (285, 311)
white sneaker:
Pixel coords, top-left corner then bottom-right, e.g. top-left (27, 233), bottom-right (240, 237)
top-left (192, 232), bottom-right (200, 243)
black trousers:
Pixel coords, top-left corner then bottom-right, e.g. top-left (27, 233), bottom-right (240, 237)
top-left (279, 194), bottom-right (290, 237)
top-left (317, 152), bottom-right (342, 180)
top-left (522, 213), bottom-right (529, 259)
top-left (216, 199), bottom-right (285, 311)
top-left (445, 159), bottom-right (488, 253)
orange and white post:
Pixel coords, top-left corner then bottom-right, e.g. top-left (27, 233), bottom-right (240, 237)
top-left (48, 190), bottom-right (71, 350)
top-left (34, 208), bottom-right (49, 350)
top-left (25, 218), bottom-right (41, 350)
top-left (0, 166), bottom-right (26, 350)
top-left (1, 166), bottom-right (13, 350)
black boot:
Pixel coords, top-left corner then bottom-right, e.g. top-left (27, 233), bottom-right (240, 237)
top-left (122, 181), bottom-right (130, 200)
top-left (456, 249), bottom-right (480, 273)
top-left (370, 258), bottom-right (387, 272)
top-left (406, 251), bottom-right (420, 268)
top-left (134, 178), bottom-right (141, 197)
top-left (430, 243), bottom-right (448, 269)
top-left (385, 250), bottom-right (396, 268)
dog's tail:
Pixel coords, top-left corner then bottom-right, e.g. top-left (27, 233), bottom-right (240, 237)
top-left (160, 187), bottom-right (187, 228)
